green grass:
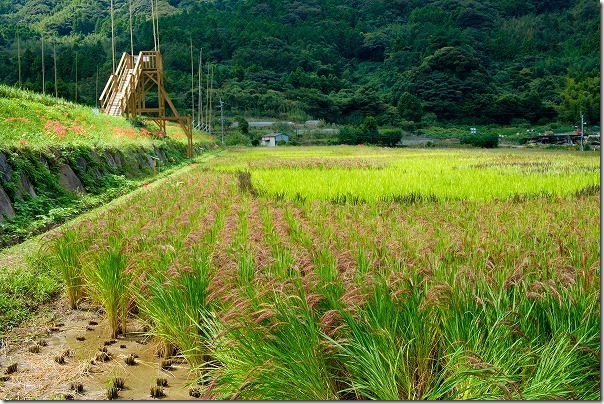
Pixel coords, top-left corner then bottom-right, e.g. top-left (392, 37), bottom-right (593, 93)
top-left (134, 247), bottom-right (215, 367)
top-left (47, 227), bottom-right (87, 309)
top-left (0, 241), bottom-right (61, 334)
top-left (0, 83), bottom-right (213, 148)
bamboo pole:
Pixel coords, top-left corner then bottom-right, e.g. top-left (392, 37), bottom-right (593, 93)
top-left (209, 64), bottom-right (214, 130)
top-left (110, 0), bottom-right (115, 72)
top-left (155, 0), bottom-right (160, 52)
top-left (150, 0), bottom-right (157, 51)
top-left (16, 32), bottom-right (21, 89)
top-left (53, 41), bottom-right (57, 98)
top-left (198, 48), bottom-right (202, 128)
top-left (190, 37), bottom-right (194, 125)
top-left (205, 62), bottom-right (210, 129)
top-left (95, 65), bottom-right (99, 108)
top-left (129, 0), bottom-right (134, 56)
top-left (41, 32), bottom-right (45, 94)
top-left (75, 52), bottom-right (78, 102)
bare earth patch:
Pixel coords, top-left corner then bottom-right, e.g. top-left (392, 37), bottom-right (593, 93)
top-left (0, 299), bottom-right (197, 400)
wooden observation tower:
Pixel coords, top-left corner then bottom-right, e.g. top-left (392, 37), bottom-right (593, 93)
top-left (99, 51), bottom-right (193, 158)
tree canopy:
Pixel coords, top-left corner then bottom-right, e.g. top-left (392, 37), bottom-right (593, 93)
top-left (0, 0), bottom-right (599, 127)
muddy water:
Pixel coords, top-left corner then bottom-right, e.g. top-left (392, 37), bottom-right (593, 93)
top-left (0, 302), bottom-right (199, 400)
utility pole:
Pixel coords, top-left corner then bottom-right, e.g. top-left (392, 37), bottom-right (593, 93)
top-left (218, 98), bottom-right (225, 144)
top-left (580, 111), bottom-right (585, 151)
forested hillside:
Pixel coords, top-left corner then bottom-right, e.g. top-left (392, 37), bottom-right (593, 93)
top-left (0, 0), bottom-right (599, 127)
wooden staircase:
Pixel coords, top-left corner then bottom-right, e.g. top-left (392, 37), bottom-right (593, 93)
top-left (104, 68), bottom-right (134, 116)
top-left (99, 51), bottom-right (194, 158)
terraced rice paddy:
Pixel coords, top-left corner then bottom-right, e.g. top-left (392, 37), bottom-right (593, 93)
top-left (10, 146), bottom-right (601, 399)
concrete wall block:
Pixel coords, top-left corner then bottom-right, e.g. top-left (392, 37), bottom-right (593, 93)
top-left (14, 172), bottom-right (37, 199)
top-left (58, 164), bottom-right (86, 194)
top-left (0, 152), bottom-right (13, 183)
top-left (103, 151), bottom-right (118, 169)
top-left (0, 184), bottom-right (15, 220)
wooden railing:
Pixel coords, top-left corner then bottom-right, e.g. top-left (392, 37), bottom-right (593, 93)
top-left (99, 52), bottom-right (130, 113)
top-left (120, 53), bottom-right (142, 117)
top-left (139, 51), bottom-right (160, 71)
top-left (100, 51), bottom-right (161, 117)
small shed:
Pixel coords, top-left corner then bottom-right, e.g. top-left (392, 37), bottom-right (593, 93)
top-left (261, 133), bottom-right (289, 147)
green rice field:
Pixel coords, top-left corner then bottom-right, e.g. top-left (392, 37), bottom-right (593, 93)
top-left (40, 146), bottom-right (600, 399)
top-left (209, 147), bottom-right (599, 201)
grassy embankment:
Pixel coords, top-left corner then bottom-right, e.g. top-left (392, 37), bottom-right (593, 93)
top-left (0, 84), bottom-right (218, 333)
top-left (35, 146), bottom-right (600, 399)
top-left (0, 84), bottom-right (203, 147)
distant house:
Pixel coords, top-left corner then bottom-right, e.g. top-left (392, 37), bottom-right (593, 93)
top-left (261, 133), bottom-right (289, 147)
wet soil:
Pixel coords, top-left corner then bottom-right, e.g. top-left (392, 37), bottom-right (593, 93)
top-left (0, 300), bottom-right (198, 400)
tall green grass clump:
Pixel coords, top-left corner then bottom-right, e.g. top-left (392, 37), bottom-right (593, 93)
top-left (330, 275), bottom-right (441, 400)
top-left (208, 291), bottom-right (339, 400)
top-left (47, 227), bottom-right (88, 309)
top-left (135, 247), bottom-right (215, 367)
top-left (83, 235), bottom-right (131, 338)
top-left (434, 273), bottom-right (601, 400)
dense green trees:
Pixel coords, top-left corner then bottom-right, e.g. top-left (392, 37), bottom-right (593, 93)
top-left (558, 77), bottom-right (600, 125)
top-left (0, 0), bottom-right (599, 127)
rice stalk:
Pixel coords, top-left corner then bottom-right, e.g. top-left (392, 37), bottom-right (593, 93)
top-left (207, 293), bottom-right (338, 400)
top-left (134, 247), bottom-right (214, 369)
top-left (49, 227), bottom-right (88, 309)
top-left (83, 235), bottom-right (131, 339)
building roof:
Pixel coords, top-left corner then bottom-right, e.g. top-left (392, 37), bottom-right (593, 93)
top-left (262, 133), bottom-right (289, 138)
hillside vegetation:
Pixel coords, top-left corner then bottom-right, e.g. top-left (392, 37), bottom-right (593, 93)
top-left (0, 0), bottom-right (599, 128)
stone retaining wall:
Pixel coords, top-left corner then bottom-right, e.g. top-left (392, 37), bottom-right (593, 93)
top-left (0, 141), bottom-right (203, 222)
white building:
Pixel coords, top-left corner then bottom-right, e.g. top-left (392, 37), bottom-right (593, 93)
top-left (261, 133), bottom-right (289, 147)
